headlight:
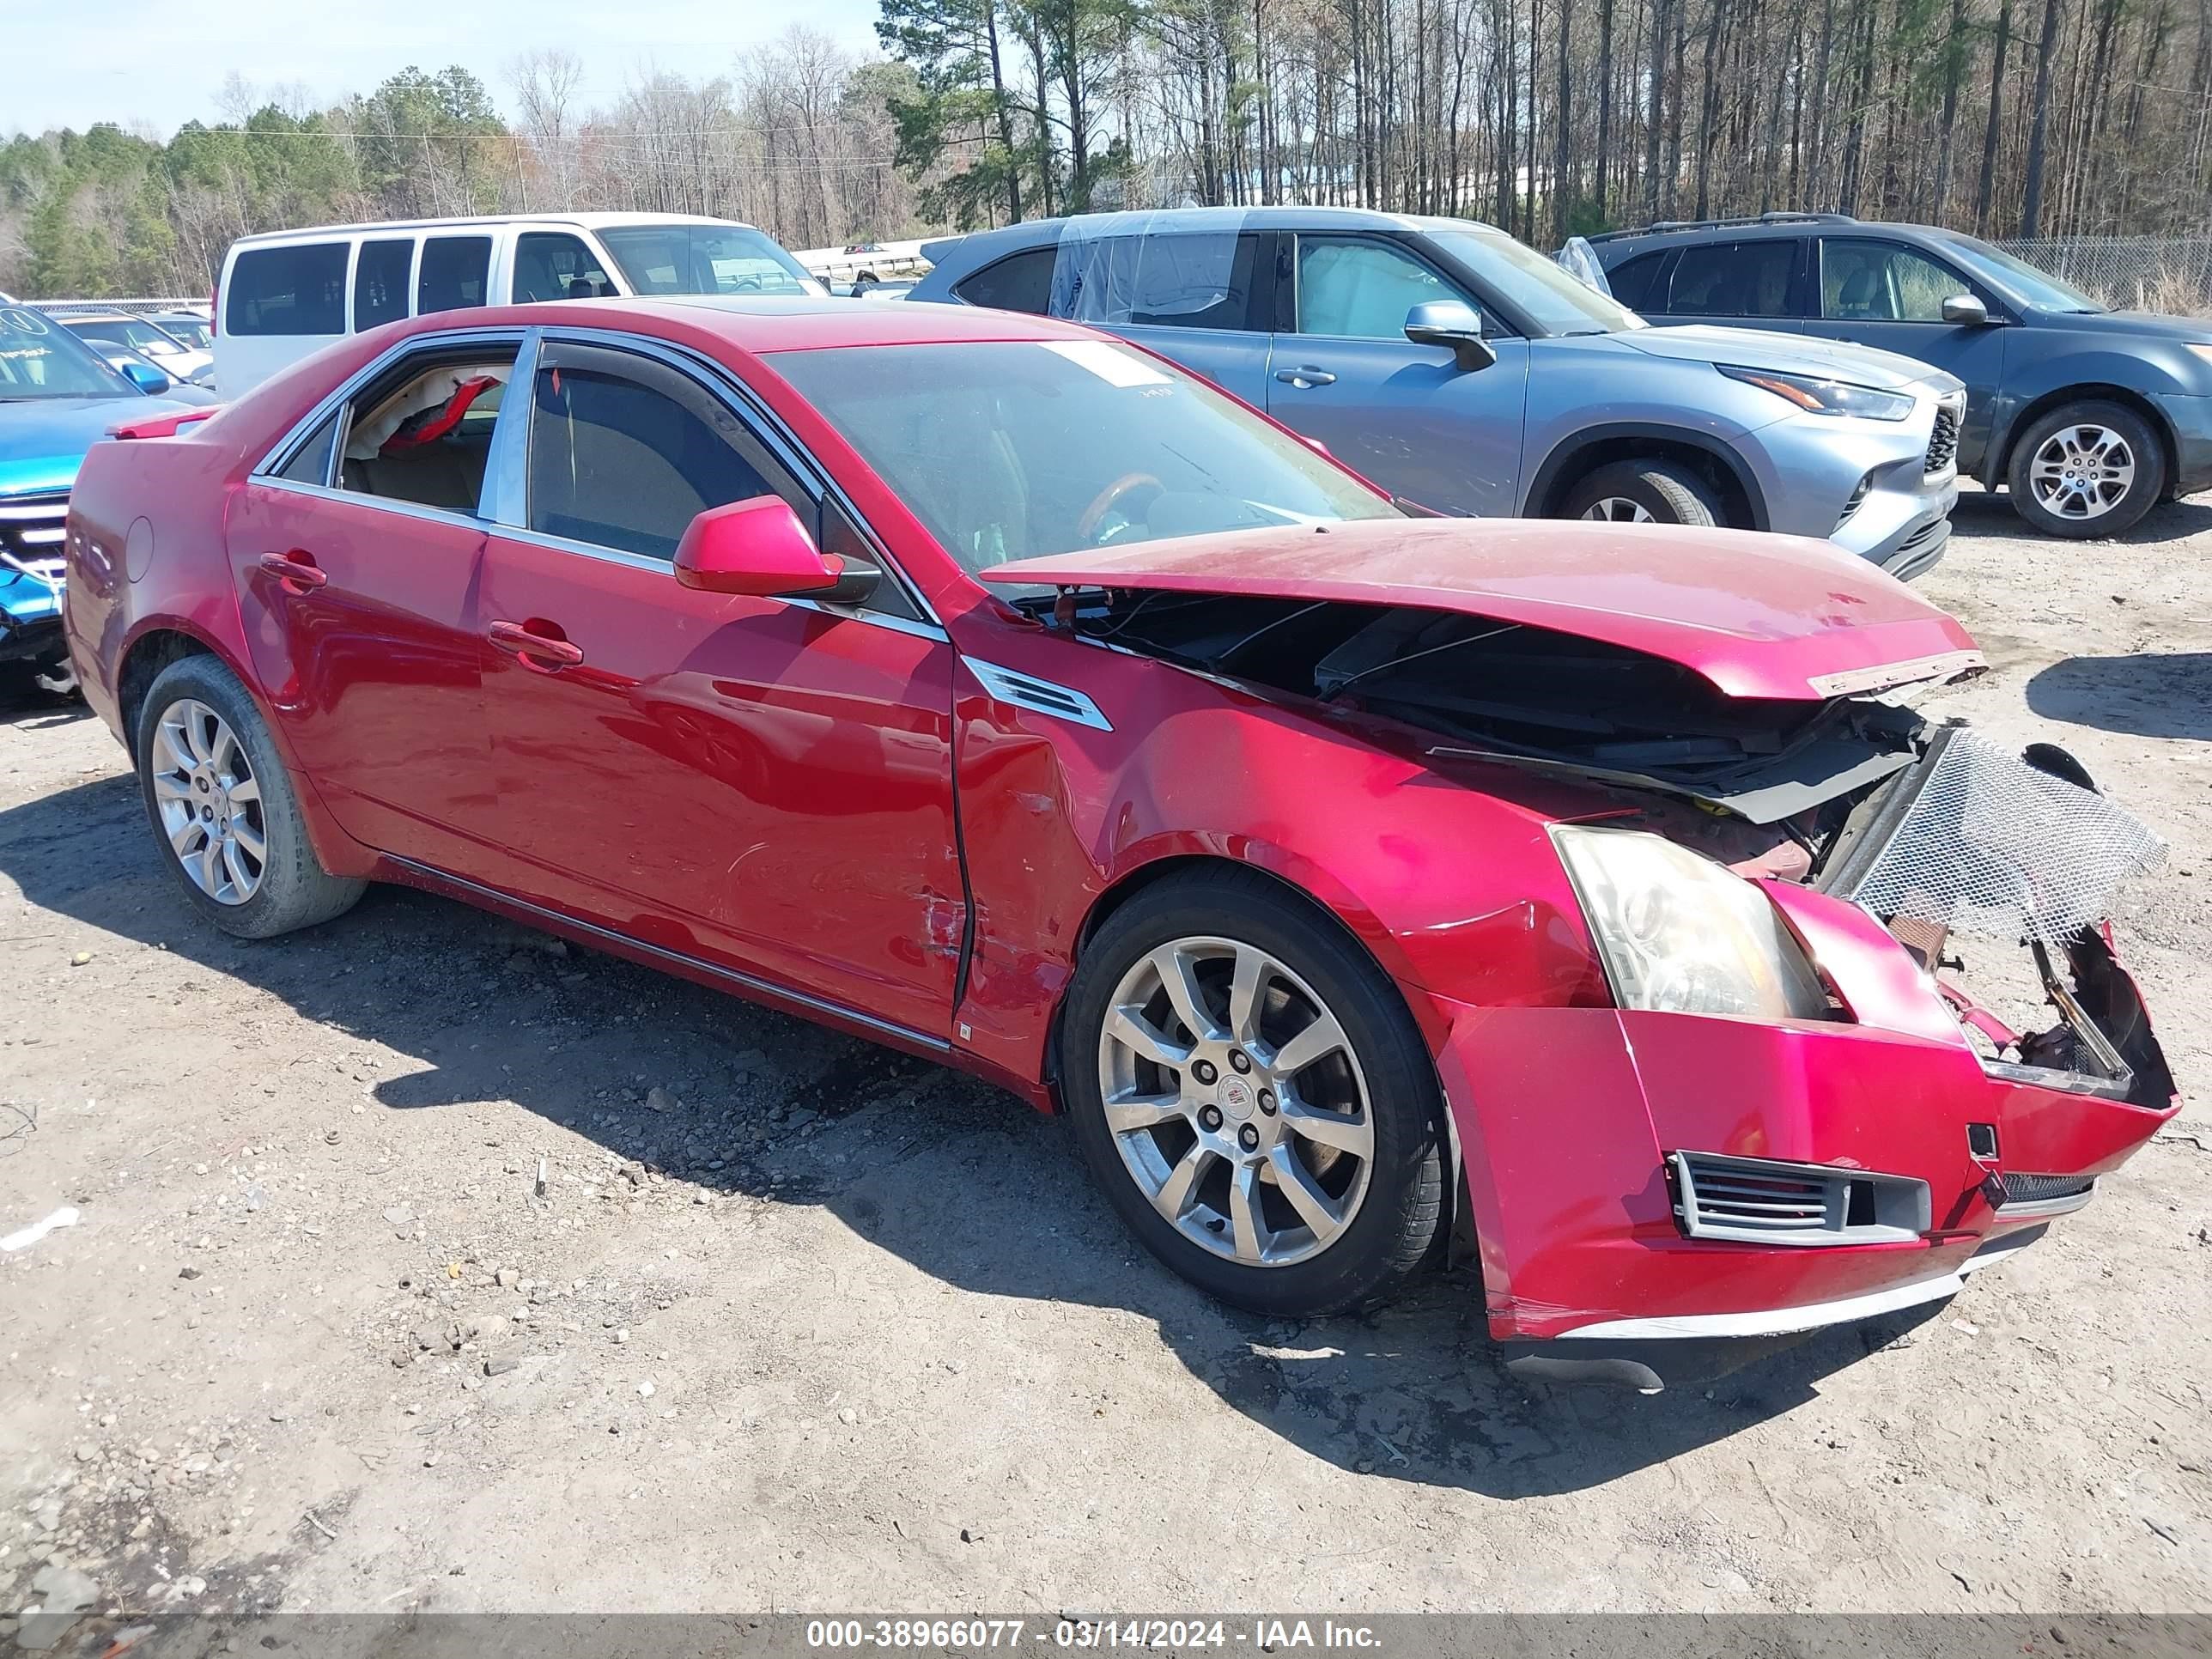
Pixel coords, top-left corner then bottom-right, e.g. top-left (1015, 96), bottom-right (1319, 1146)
top-left (1717, 364), bottom-right (1915, 421)
top-left (1553, 825), bottom-right (1832, 1020)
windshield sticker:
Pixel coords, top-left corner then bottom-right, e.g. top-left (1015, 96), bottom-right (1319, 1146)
top-left (1042, 340), bottom-right (1172, 388)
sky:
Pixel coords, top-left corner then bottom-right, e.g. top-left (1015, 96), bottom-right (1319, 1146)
top-left (11, 0), bottom-right (885, 137)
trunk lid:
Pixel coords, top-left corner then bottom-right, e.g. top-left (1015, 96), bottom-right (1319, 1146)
top-left (980, 518), bottom-right (1981, 702)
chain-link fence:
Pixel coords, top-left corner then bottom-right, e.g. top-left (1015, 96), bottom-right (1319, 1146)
top-left (1998, 238), bottom-right (2212, 313)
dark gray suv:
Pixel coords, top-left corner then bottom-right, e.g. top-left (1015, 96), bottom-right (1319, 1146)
top-left (1590, 213), bottom-right (2212, 538)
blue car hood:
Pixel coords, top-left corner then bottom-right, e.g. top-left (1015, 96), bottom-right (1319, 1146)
top-left (0, 395), bottom-right (190, 498)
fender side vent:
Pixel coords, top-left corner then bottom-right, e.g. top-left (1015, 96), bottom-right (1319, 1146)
top-left (963, 658), bottom-right (1113, 731)
top-left (1669, 1151), bottom-right (1930, 1247)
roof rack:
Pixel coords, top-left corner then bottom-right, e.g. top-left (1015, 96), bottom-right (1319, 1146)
top-left (1584, 211), bottom-right (1856, 244)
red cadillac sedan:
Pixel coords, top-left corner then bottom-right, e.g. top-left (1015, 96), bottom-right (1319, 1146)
top-left (63, 297), bottom-right (2175, 1391)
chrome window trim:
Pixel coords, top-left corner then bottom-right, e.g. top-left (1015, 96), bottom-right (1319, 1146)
top-left (242, 477), bottom-right (495, 538)
top-left (387, 855), bottom-right (950, 1054)
top-left (480, 329), bottom-right (541, 527)
top-left (251, 325), bottom-right (533, 483)
top-left (474, 522), bottom-right (951, 643)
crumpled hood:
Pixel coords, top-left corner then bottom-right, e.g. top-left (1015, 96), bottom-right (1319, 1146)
top-left (981, 517), bottom-right (1983, 702)
top-left (0, 395), bottom-right (189, 497)
top-left (1613, 324), bottom-right (1961, 394)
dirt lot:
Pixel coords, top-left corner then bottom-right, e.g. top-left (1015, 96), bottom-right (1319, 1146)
top-left (2, 489), bottom-right (2209, 1630)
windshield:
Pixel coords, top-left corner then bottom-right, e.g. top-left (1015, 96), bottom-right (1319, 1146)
top-left (1941, 236), bottom-right (2106, 313)
top-left (76, 318), bottom-right (186, 355)
top-left (770, 339), bottom-right (1400, 574)
top-left (598, 224), bottom-right (825, 300)
top-left (0, 307), bottom-right (134, 400)
top-left (1415, 220), bottom-right (1647, 336)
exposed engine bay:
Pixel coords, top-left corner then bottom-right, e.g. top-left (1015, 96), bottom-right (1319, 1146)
top-left (1030, 586), bottom-right (2175, 1113)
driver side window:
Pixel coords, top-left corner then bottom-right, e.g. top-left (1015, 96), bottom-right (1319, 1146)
top-left (1820, 240), bottom-right (1966, 323)
top-left (1296, 237), bottom-right (1457, 340)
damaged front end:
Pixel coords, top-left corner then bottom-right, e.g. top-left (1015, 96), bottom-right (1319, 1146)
top-left (1024, 582), bottom-right (2172, 1120)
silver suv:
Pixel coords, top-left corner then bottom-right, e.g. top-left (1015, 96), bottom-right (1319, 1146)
top-left (909, 208), bottom-right (1965, 578)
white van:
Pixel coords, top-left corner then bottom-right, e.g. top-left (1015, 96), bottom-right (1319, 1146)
top-left (212, 213), bottom-right (824, 397)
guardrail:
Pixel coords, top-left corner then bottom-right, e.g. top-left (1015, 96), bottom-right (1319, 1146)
top-left (15, 297), bottom-right (210, 319)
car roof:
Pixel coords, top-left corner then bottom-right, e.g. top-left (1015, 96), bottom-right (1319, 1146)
top-left (923, 205), bottom-right (1509, 267)
top-left (1593, 216), bottom-right (1965, 260)
top-left (407, 294), bottom-right (1105, 353)
top-left (228, 212), bottom-right (769, 248)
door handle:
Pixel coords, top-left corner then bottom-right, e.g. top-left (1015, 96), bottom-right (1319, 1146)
top-left (1274, 367), bottom-right (1337, 388)
top-left (258, 550), bottom-right (327, 592)
top-left (488, 618), bottom-right (585, 671)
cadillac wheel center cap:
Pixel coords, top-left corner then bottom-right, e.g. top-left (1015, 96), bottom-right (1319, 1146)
top-left (1219, 1075), bottom-right (1257, 1123)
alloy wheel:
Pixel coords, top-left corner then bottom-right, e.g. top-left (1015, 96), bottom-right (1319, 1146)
top-left (149, 698), bottom-right (266, 905)
top-left (2028, 424), bottom-right (2136, 522)
top-left (1097, 935), bottom-right (1375, 1267)
top-left (1581, 496), bottom-right (1656, 523)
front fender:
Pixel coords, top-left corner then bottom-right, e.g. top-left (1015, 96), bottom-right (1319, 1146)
top-left (945, 629), bottom-right (1613, 1101)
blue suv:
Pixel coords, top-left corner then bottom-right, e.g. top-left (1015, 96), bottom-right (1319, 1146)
top-left (0, 304), bottom-right (194, 695)
top-left (911, 208), bottom-right (1965, 578)
top-left (1590, 213), bottom-right (2212, 538)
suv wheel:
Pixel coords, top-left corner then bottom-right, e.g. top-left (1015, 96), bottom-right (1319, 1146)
top-left (1061, 868), bottom-right (1448, 1317)
top-left (2007, 400), bottom-right (2164, 538)
top-left (134, 655), bottom-right (367, 939)
top-left (1560, 459), bottom-right (1724, 527)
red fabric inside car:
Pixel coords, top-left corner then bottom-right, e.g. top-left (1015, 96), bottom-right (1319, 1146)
top-left (381, 374), bottom-right (499, 452)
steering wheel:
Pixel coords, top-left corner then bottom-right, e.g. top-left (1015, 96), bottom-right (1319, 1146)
top-left (1077, 472), bottom-right (1164, 545)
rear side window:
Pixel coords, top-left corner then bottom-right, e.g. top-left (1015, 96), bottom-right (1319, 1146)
top-left (226, 243), bottom-right (348, 336)
top-left (1049, 233), bottom-right (1262, 331)
top-left (526, 343), bottom-right (793, 560)
top-left (953, 248), bottom-right (1054, 314)
top-left (354, 240), bottom-right (414, 331)
top-left (337, 349), bottom-right (520, 514)
top-left (1667, 240), bottom-right (1798, 318)
top-left (514, 233), bottom-right (617, 301)
top-left (1605, 250), bottom-right (1670, 312)
top-left (417, 236), bottom-right (493, 315)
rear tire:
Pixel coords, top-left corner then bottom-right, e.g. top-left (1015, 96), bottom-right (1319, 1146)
top-left (1061, 868), bottom-right (1447, 1316)
top-left (1559, 459), bottom-right (1725, 526)
top-left (134, 655), bottom-right (366, 939)
top-left (2006, 399), bottom-right (2164, 538)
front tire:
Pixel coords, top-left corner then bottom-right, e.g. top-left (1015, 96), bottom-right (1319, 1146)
top-left (2006, 400), bottom-right (2165, 538)
top-left (134, 655), bottom-right (366, 939)
top-left (1062, 869), bottom-right (1447, 1316)
top-left (1559, 459), bottom-right (1725, 527)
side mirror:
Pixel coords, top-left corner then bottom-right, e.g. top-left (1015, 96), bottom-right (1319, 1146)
top-left (1404, 300), bottom-right (1498, 372)
top-left (1941, 293), bottom-right (1991, 325)
top-left (673, 496), bottom-right (882, 606)
top-left (122, 360), bottom-right (173, 395)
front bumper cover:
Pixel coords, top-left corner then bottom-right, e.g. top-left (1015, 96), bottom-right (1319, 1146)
top-left (1435, 842), bottom-right (2174, 1392)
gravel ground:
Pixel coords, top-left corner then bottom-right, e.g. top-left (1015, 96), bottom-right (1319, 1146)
top-left (1, 489), bottom-right (2208, 1631)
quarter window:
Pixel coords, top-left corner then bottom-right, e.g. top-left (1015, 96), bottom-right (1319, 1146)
top-left (1666, 240), bottom-right (1798, 318)
top-left (1821, 240), bottom-right (1968, 322)
top-left (275, 416), bottom-right (339, 487)
top-left (354, 240), bottom-right (414, 331)
top-left (226, 243), bottom-right (348, 337)
top-left (1605, 251), bottom-right (1671, 312)
top-left (524, 343), bottom-right (793, 561)
top-left (952, 248), bottom-right (1055, 314)
top-left (1296, 237), bottom-right (1457, 340)
top-left (417, 235), bottom-right (493, 316)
